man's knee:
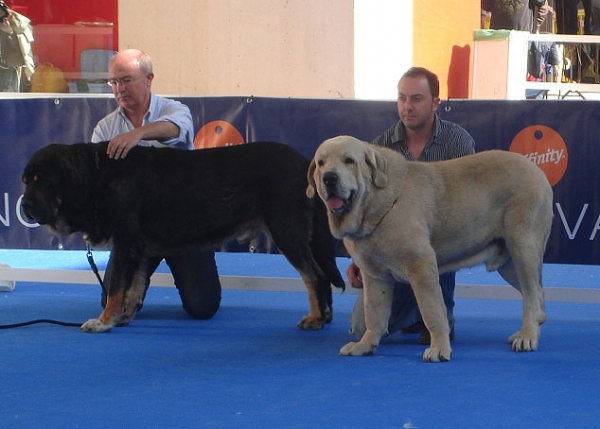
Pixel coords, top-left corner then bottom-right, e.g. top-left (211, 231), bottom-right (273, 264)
top-left (182, 296), bottom-right (221, 320)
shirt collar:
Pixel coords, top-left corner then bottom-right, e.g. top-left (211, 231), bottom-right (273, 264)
top-left (396, 113), bottom-right (441, 146)
top-left (116, 92), bottom-right (156, 125)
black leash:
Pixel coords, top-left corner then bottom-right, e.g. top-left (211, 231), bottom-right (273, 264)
top-left (0, 246), bottom-right (105, 329)
top-left (86, 243), bottom-right (105, 289)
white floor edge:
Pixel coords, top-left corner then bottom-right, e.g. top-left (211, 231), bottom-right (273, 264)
top-left (1, 266), bottom-right (600, 303)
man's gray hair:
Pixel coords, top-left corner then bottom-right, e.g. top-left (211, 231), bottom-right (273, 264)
top-left (109, 48), bottom-right (154, 76)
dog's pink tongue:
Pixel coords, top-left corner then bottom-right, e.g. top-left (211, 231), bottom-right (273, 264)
top-left (327, 197), bottom-right (344, 210)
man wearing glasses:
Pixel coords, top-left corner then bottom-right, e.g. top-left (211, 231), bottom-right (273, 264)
top-left (91, 48), bottom-right (222, 321)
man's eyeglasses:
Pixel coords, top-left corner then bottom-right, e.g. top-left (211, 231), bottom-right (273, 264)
top-left (106, 75), bottom-right (142, 88)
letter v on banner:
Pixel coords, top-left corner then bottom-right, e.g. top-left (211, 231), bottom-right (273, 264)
top-left (555, 203), bottom-right (587, 239)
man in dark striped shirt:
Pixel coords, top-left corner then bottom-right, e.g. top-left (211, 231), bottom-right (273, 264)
top-left (348, 67), bottom-right (475, 345)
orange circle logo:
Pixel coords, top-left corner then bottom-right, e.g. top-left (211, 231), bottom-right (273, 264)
top-left (194, 120), bottom-right (245, 149)
top-left (509, 125), bottom-right (568, 186)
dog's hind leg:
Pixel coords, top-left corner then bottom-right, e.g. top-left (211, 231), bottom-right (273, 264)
top-left (498, 255), bottom-right (546, 352)
top-left (406, 256), bottom-right (452, 363)
top-left (298, 270), bottom-right (330, 330)
top-left (268, 224), bottom-right (333, 330)
top-left (290, 255), bottom-right (333, 330)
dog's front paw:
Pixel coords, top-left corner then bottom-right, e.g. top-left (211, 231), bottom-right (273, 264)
top-left (297, 314), bottom-right (325, 330)
top-left (340, 341), bottom-right (376, 356)
top-left (80, 318), bottom-right (113, 333)
top-left (509, 331), bottom-right (539, 352)
top-left (423, 346), bottom-right (451, 362)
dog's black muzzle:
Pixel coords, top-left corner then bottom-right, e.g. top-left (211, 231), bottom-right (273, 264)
top-left (20, 196), bottom-right (48, 225)
top-left (20, 198), bottom-right (35, 220)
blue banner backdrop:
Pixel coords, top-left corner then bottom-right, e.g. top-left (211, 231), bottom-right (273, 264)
top-left (1, 96), bottom-right (598, 265)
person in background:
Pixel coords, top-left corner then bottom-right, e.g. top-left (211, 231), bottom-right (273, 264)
top-left (91, 48), bottom-right (222, 320)
top-left (0, 1), bottom-right (33, 92)
top-left (347, 67), bottom-right (475, 345)
top-left (482, 0), bottom-right (551, 33)
top-left (482, 1), bottom-right (558, 88)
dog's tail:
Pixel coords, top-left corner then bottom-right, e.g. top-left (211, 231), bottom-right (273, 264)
top-left (310, 198), bottom-right (346, 292)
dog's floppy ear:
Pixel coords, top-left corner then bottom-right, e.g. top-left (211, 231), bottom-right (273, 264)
top-left (306, 159), bottom-right (316, 198)
top-left (365, 145), bottom-right (388, 188)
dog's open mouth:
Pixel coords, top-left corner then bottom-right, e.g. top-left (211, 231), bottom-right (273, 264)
top-left (326, 191), bottom-right (354, 216)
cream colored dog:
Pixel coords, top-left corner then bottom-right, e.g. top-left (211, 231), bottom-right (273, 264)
top-left (307, 136), bottom-right (553, 362)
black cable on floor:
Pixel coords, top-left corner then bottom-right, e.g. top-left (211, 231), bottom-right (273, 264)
top-left (0, 319), bottom-right (82, 329)
top-left (0, 247), bottom-right (100, 330)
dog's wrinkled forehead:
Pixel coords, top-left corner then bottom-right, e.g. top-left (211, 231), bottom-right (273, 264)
top-left (23, 160), bottom-right (44, 184)
top-left (316, 135), bottom-right (367, 166)
top-left (23, 157), bottom-right (53, 184)
top-left (23, 145), bottom-right (73, 184)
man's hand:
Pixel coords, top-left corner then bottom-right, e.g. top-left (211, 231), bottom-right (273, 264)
top-left (106, 129), bottom-right (143, 159)
top-left (105, 121), bottom-right (180, 159)
top-left (346, 261), bottom-right (363, 288)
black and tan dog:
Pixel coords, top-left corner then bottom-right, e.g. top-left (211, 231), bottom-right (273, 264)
top-left (22, 141), bottom-right (345, 332)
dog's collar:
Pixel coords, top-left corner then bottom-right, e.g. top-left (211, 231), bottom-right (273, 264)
top-left (347, 197), bottom-right (398, 240)
top-left (374, 197), bottom-right (398, 229)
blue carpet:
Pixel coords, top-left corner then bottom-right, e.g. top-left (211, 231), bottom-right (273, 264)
top-left (0, 251), bottom-right (599, 428)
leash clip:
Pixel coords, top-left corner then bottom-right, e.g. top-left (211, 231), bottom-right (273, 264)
top-left (86, 243), bottom-right (104, 288)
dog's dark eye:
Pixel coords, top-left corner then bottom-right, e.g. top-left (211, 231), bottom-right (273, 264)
top-left (344, 157), bottom-right (354, 165)
top-left (317, 160), bottom-right (324, 167)
top-left (22, 174), bottom-right (38, 184)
